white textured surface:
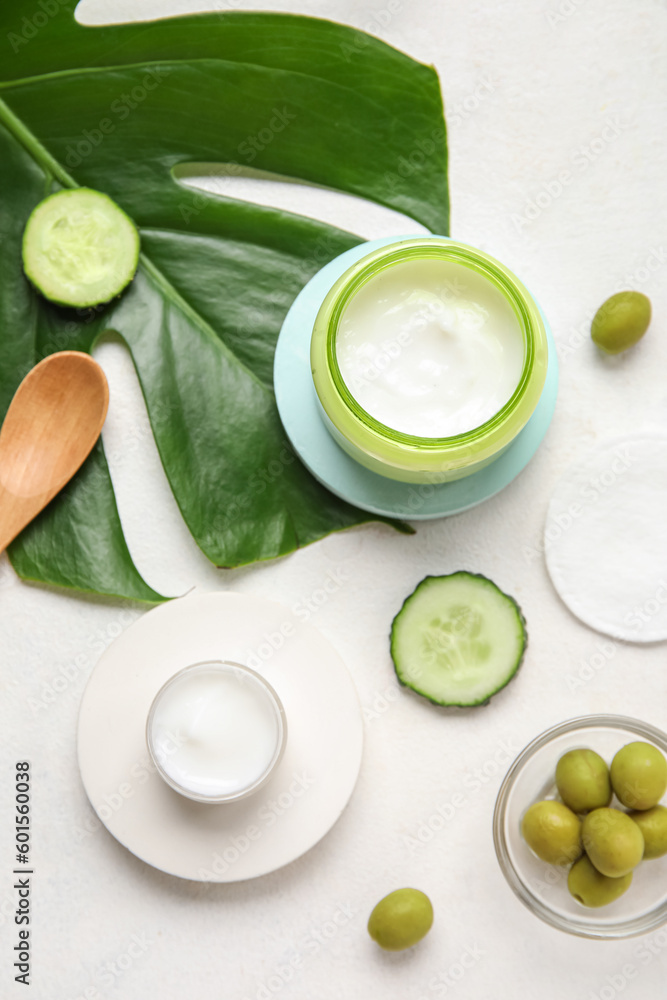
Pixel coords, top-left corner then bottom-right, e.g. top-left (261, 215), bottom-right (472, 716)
top-left (2, 1), bottom-right (667, 998)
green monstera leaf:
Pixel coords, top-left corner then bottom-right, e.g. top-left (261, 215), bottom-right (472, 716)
top-left (0, 4), bottom-right (449, 602)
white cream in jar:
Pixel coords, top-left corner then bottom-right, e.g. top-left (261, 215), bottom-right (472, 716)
top-left (147, 661), bottom-right (286, 803)
top-left (335, 258), bottom-right (525, 438)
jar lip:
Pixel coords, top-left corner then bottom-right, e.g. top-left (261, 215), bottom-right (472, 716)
top-left (320, 237), bottom-right (545, 451)
top-left (145, 659), bottom-right (287, 804)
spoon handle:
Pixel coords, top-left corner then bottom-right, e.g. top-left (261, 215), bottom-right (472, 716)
top-left (0, 482), bottom-right (58, 555)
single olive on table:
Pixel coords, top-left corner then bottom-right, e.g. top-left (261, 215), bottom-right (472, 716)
top-left (590, 291), bottom-right (651, 355)
top-left (367, 888), bottom-right (434, 951)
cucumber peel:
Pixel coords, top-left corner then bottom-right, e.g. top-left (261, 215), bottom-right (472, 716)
top-left (22, 187), bottom-right (140, 308)
top-left (390, 572), bottom-right (527, 707)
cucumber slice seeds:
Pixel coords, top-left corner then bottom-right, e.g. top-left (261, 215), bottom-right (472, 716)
top-left (390, 572), bottom-right (527, 707)
top-left (22, 188), bottom-right (140, 308)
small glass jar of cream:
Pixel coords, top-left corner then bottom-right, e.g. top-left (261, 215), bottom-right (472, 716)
top-left (146, 661), bottom-right (287, 804)
top-left (310, 237), bottom-right (549, 483)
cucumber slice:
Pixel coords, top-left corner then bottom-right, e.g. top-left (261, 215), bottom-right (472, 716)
top-left (390, 572), bottom-right (527, 707)
top-left (22, 188), bottom-right (140, 308)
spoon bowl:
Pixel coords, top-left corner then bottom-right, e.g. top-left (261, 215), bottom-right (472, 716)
top-left (0, 351), bottom-right (109, 552)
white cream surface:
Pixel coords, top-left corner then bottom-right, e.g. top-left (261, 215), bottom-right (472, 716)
top-left (150, 664), bottom-right (281, 799)
top-left (336, 258), bottom-right (525, 438)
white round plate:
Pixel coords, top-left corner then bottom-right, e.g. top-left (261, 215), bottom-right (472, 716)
top-left (545, 433), bottom-right (667, 642)
top-left (77, 590), bottom-right (364, 881)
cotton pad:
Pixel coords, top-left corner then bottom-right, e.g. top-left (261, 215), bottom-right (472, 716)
top-left (545, 434), bottom-right (667, 642)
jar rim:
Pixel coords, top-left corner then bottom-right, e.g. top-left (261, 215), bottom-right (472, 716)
top-left (145, 659), bottom-right (287, 805)
top-left (311, 237), bottom-right (549, 473)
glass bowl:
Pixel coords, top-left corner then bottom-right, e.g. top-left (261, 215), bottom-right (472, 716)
top-left (493, 715), bottom-right (667, 938)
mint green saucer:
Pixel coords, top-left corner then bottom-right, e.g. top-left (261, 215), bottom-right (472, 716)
top-left (274, 237), bottom-right (558, 520)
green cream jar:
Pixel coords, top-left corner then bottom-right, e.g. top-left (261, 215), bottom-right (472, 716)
top-left (310, 238), bottom-right (548, 484)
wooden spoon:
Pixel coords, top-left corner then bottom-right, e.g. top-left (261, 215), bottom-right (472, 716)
top-left (0, 351), bottom-right (109, 553)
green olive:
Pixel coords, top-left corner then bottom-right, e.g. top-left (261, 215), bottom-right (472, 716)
top-left (555, 748), bottom-right (611, 813)
top-left (568, 854), bottom-right (633, 908)
top-left (367, 888), bottom-right (433, 951)
top-left (582, 807), bottom-right (644, 877)
top-left (610, 741), bottom-right (667, 810)
top-left (591, 291), bottom-right (651, 354)
top-left (628, 805), bottom-right (667, 859)
top-left (521, 800), bottom-right (582, 865)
